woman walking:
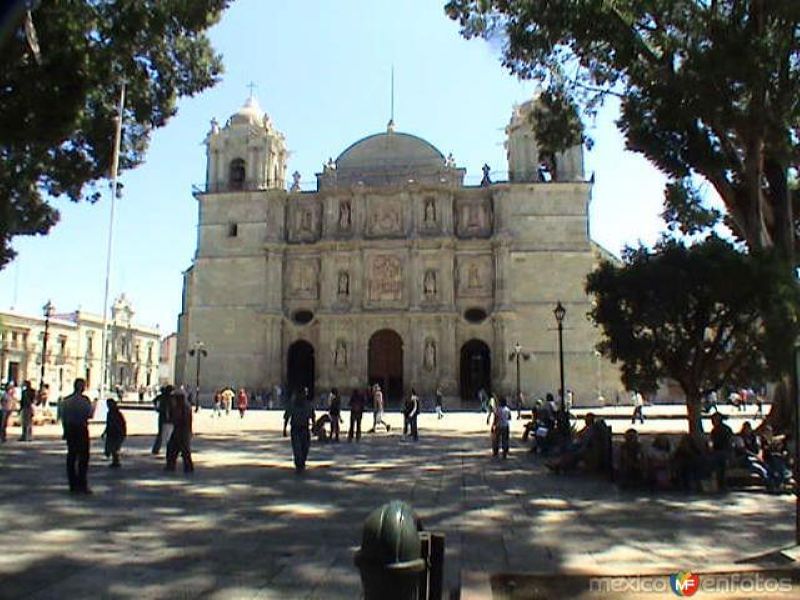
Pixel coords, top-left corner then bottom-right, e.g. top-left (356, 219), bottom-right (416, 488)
top-left (237, 388), bottom-right (248, 418)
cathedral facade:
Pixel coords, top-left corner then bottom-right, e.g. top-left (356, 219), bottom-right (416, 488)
top-left (175, 96), bottom-right (620, 404)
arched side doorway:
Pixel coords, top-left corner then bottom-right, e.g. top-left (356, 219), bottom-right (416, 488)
top-left (460, 339), bottom-right (491, 401)
top-left (287, 340), bottom-right (315, 399)
top-left (368, 329), bottom-right (403, 403)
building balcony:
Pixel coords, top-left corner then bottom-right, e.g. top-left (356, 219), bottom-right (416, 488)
top-left (192, 180), bottom-right (275, 195)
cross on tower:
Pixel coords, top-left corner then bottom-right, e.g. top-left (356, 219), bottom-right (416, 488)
top-left (246, 81), bottom-right (257, 99)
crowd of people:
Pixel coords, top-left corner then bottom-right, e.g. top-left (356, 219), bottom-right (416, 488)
top-left (0, 376), bottom-right (792, 498)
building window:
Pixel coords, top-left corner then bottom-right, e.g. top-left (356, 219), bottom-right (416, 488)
top-left (229, 158), bottom-right (246, 190)
top-left (147, 343), bottom-right (153, 363)
top-left (228, 222), bottom-right (238, 237)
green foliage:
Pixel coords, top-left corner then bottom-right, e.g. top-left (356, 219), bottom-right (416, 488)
top-left (446, 1), bottom-right (800, 259)
top-left (586, 237), bottom-right (800, 416)
top-left (0, 0), bottom-right (232, 268)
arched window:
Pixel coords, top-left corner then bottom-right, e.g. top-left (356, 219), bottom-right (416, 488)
top-left (229, 158), bottom-right (246, 190)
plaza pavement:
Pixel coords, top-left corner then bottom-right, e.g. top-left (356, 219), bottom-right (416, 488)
top-left (0, 407), bottom-right (794, 599)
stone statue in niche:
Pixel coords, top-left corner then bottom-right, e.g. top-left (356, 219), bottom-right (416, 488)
top-left (334, 340), bottom-right (348, 367)
top-left (339, 201), bottom-right (351, 229)
top-left (424, 340), bottom-right (437, 371)
top-left (424, 198), bottom-right (436, 224)
top-left (467, 263), bottom-right (481, 289)
top-left (423, 270), bottom-right (437, 296)
top-left (337, 271), bottom-right (350, 296)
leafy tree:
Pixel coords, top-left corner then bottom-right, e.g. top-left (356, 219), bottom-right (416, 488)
top-left (0, 0), bottom-right (233, 268)
top-left (445, 0), bottom-right (799, 261)
top-left (586, 236), bottom-right (800, 435)
top-left (447, 0), bottom-right (800, 432)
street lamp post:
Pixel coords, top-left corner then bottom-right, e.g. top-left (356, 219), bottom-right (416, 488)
top-left (39, 300), bottom-right (54, 393)
top-left (553, 301), bottom-right (567, 432)
top-left (508, 342), bottom-right (531, 417)
top-left (188, 342), bottom-right (207, 411)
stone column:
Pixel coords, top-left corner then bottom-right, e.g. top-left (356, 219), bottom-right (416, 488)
top-left (493, 236), bottom-right (513, 310)
top-left (441, 315), bottom-right (457, 395)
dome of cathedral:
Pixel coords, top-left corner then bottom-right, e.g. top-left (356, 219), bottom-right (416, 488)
top-left (229, 95), bottom-right (265, 126)
top-left (335, 131), bottom-right (445, 173)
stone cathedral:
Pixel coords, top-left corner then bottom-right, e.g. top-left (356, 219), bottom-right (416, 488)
top-left (175, 95), bottom-right (621, 403)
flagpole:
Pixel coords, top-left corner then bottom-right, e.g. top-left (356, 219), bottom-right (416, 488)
top-left (98, 82), bottom-right (125, 403)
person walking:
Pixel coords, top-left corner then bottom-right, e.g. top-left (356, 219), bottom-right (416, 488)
top-left (491, 397), bottom-right (512, 459)
top-left (165, 392), bottom-right (194, 473)
top-left (212, 390), bottom-right (222, 417)
top-left (368, 384), bottom-right (391, 433)
top-left (435, 386), bottom-right (444, 420)
top-left (407, 388), bottom-right (420, 441)
top-left (0, 384), bottom-right (14, 442)
top-left (236, 388), bottom-right (248, 418)
top-left (18, 380), bottom-right (35, 441)
top-left (486, 394), bottom-right (497, 425)
top-left (102, 398), bottom-right (127, 468)
top-left (151, 385), bottom-right (174, 455)
top-left (630, 391), bottom-right (645, 424)
top-left (348, 387), bottom-right (365, 442)
top-left (61, 378), bottom-right (94, 494)
top-left (221, 387), bottom-right (234, 415)
top-left (328, 387), bottom-right (342, 442)
top-left (283, 387), bottom-right (315, 474)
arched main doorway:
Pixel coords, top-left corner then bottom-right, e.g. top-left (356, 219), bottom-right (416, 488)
top-left (460, 339), bottom-right (491, 401)
top-left (287, 340), bottom-right (315, 398)
top-left (368, 329), bottom-right (403, 402)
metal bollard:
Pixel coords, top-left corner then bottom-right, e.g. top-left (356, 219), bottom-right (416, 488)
top-left (354, 500), bottom-right (427, 600)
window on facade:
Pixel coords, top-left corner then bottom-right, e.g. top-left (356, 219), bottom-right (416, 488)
top-left (147, 344), bottom-right (153, 363)
top-left (58, 336), bottom-right (66, 355)
top-left (229, 158), bottom-right (246, 190)
top-left (228, 222), bottom-right (238, 237)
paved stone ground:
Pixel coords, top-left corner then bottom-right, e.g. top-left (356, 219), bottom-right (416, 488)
top-left (0, 409), bottom-right (793, 599)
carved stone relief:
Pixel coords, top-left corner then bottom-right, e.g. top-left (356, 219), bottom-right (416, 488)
top-left (456, 199), bottom-right (492, 238)
top-left (368, 255), bottom-right (403, 302)
top-left (287, 258), bottom-right (319, 300)
top-left (456, 255), bottom-right (493, 298)
top-left (289, 201), bottom-right (319, 242)
top-left (367, 198), bottom-right (404, 237)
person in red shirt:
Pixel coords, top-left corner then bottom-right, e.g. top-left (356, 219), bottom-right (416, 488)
top-left (236, 388), bottom-right (248, 418)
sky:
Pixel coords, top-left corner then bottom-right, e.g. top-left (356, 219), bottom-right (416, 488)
top-left (0, 0), bottom-right (670, 334)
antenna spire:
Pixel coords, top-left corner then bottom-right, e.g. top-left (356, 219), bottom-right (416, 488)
top-left (387, 66), bottom-right (396, 132)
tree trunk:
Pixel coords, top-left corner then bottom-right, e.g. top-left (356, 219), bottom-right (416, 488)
top-left (685, 391), bottom-right (704, 437)
top-left (763, 376), bottom-right (795, 436)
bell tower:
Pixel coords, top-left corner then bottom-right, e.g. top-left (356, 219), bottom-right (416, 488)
top-left (506, 98), bottom-right (584, 183)
top-left (204, 95), bottom-right (287, 192)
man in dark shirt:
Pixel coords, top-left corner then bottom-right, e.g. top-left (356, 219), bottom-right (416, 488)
top-left (348, 388), bottom-right (365, 442)
top-left (328, 388), bottom-right (341, 442)
top-left (710, 412), bottom-right (734, 490)
top-left (283, 388), bottom-right (315, 473)
top-left (61, 378), bottom-right (94, 494)
top-left (151, 385), bottom-right (174, 455)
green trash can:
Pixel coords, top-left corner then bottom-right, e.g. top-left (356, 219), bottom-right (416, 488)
top-left (354, 500), bottom-right (426, 600)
